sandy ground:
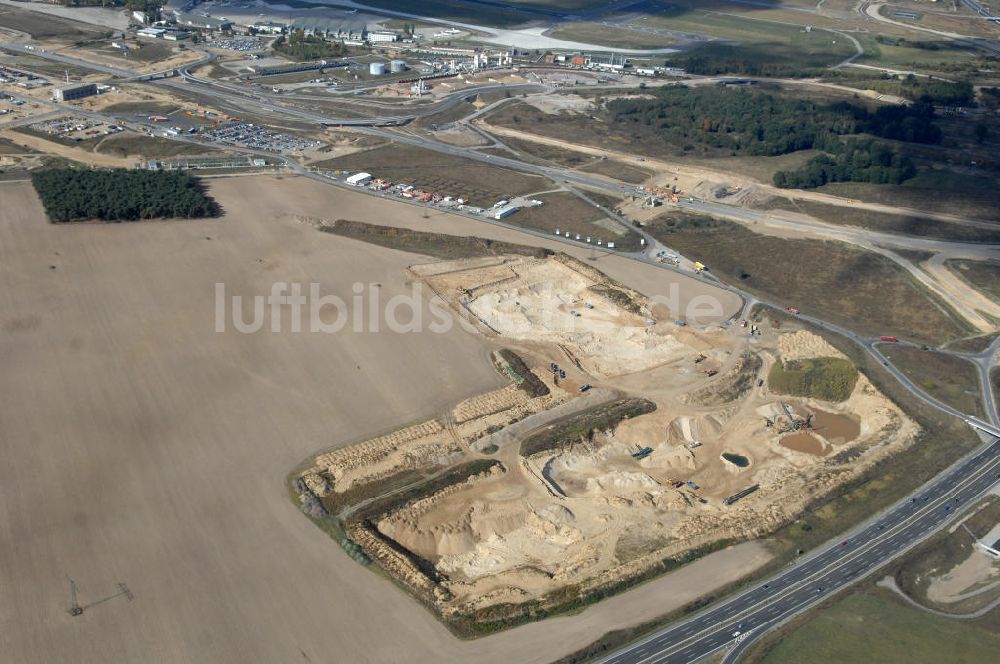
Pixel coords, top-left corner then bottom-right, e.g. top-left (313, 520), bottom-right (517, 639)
top-left (0, 176), bottom-right (765, 663)
top-left (926, 549), bottom-right (999, 604)
top-left (0, 129), bottom-right (138, 168)
top-left (282, 175), bottom-right (741, 322)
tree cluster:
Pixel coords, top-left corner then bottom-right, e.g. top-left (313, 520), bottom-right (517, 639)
top-left (606, 86), bottom-right (941, 160)
top-left (31, 168), bottom-right (220, 222)
top-left (273, 30), bottom-right (347, 60)
top-left (767, 357), bottom-right (859, 402)
top-left (670, 44), bottom-right (825, 78)
top-left (773, 139), bottom-right (916, 189)
top-left (896, 75), bottom-right (974, 106)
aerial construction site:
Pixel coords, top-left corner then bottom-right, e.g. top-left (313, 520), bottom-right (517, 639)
top-left (293, 251), bottom-right (917, 633)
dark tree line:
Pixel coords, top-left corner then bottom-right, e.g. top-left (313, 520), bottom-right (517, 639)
top-left (773, 139), bottom-right (916, 189)
top-left (32, 169), bottom-right (220, 222)
top-left (273, 31), bottom-right (348, 61)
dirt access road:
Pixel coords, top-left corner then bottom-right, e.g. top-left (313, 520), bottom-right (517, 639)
top-left (476, 120), bottom-right (998, 227)
top-left (0, 176), bottom-right (763, 664)
top-left (474, 122), bottom-right (1000, 332)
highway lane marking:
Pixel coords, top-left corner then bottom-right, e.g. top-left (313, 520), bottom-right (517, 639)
top-left (610, 449), bottom-right (1000, 664)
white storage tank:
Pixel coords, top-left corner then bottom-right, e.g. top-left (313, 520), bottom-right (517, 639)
top-left (390, 59), bottom-right (407, 73)
top-left (369, 62), bottom-right (386, 76)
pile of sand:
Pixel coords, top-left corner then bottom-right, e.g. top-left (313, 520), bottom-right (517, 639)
top-left (465, 259), bottom-right (687, 376)
top-left (778, 330), bottom-right (846, 362)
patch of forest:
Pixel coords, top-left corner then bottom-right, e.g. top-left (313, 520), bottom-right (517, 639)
top-left (31, 168), bottom-right (220, 222)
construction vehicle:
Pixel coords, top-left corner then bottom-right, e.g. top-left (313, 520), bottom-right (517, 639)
top-left (694, 354), bottom-right (707, 364)
top-left (693, 261), bottom-right (706, 272)
top-left (579, 383), bottom-right (592, 392)
top-left (784, 305), bottom-right (800, 315)
top-left (705, 369), bottom-right (718, 377)
top-left (686, 441), bottom-right (702, 449)
top-left (879, 336), bottom-right (898, 342)
top-left (674, 320), bottom-right (687, 327)
top-left (723, 483), bottom-right (760, 506)
top-left (686, 480), bottom-right (700, 490)
top-left (631, 446), bottom-right (653, 460)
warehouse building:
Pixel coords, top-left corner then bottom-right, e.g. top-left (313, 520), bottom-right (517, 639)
top-left (345, 172), bottom-right (372, 186)
top-left (53, 83), bottom-right (98, 102)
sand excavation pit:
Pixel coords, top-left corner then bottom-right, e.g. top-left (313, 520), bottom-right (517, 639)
top-left (412, 253), bottom-right (700, 377)
top-left (292, 245), bottom-right (920, 636)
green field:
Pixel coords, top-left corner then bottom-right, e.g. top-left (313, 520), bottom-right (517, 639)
top-left (817, 170), bottom-right (1000, 221)
top-left (646, 214), bottom-right (973, 345)
top-left (503, 191), bottom-right (642, 250)
top-left (883, 346), bottom-right (983, 417)
top-left (95, 134), bottom-right (217, 159)
top-left (750, 589), bottom-right (1000, 664)
top-left (314, 143), bottom-right (547, 207)
top-left (768, 356), bottom-right (859, 402)
top-left (763, 198), bottom-right (1000, 243)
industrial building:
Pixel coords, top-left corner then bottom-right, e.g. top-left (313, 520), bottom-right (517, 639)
top-left (251, 21), bottom-right (286, 35)
top-left (53, 83), bottom-right (98, 102)
top-left (493, 204), bottom-right (520, 220)
top-left (137, 27), bottom-right (167, 39)
top-left (367, 30), bottom-right (399, 43)
top-left (173, 11), bottom-right (232, 32)
top-left (346, 172), bottom-right (372, 186)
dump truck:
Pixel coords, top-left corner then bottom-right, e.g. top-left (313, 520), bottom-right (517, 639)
top-left (631, 447), bottom-right (653, 460)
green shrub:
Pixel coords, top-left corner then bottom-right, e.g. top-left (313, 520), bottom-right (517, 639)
top-left (768, 356), bottom-right (859, 402)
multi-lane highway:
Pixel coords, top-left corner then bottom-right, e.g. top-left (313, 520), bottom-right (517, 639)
top-left (595, 418), bottom-right (1000, 664)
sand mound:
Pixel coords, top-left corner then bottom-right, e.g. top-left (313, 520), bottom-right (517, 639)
top-left (778, 330), bottom-right (846, 362)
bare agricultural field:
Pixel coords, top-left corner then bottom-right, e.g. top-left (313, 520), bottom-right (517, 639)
top-left (0, 174), bottom-right (753, 664)
top-left (0, 4), bottom-right (108, 42)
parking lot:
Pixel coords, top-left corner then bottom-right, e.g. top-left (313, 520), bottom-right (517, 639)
top-left (206, 37), bottom-right (266, 52)
top-left (201, 122), bottom-right (321, 153)
top-left (27, 115), bottom-right (123, 141)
